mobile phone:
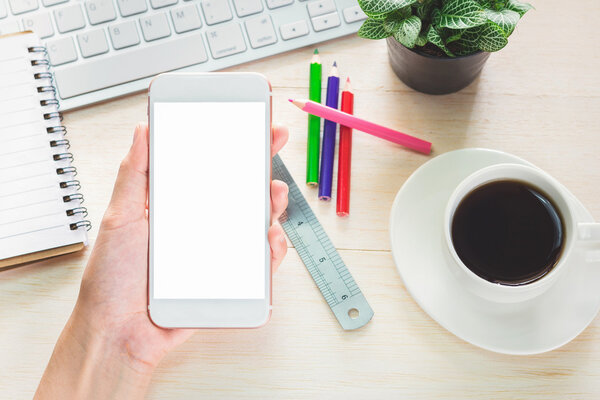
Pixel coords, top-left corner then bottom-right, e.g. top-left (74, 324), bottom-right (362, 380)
top-left (148, 73), bottom-right (272, 328)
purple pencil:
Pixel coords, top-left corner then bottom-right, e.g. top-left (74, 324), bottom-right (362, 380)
top-left (318, 62), bottom-right (340, 201)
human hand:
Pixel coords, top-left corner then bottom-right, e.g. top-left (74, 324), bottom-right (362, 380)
top-left (35, 123), bottom-right (289, 400)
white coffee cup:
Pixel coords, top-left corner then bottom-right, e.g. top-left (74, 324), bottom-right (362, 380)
top-left (443, 163), bottom-right (600, 303)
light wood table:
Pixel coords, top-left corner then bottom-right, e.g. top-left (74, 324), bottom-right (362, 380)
top-left (2, 1), bottom-right (600, 398)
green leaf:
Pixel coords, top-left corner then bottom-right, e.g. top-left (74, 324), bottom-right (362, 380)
top-left (427, 25), bottom-right (454, 57)
top-left (384, 18), bottom-right (402, 34)
top-left (478, 20), bottom-right (508, 51)
top-left (453, 27), bottom-right (480, 55)
top-left (358, 0), bottom-right (418, 19)
top-left (415, 28), bottom-right (429, 47)
top-left (484, 8), bottom-right (520, 36)
top-left (505, 0), bottom-right (534, 17)
top-left (446, 28), bottom-right (465, 44)
top-left (392, 16), bottom-right (422, 48)
top-left (431, 8), bottom-right (442, 26)
top-left (438, 0), bottom-right (486, 29)
top-left (397, 5), bottom-right (413, 19)
top-left (357, 19), bottom-right (390, 39)
top-left (383, 7), bottom-right (413, 33)
top-left (414, 0), bottom-right (435, 20)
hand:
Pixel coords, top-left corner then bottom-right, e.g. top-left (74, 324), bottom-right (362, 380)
top-left (35, 123), bottom-right (289, 400)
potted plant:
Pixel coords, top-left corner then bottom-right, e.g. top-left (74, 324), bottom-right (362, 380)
top-left (357, 0), bottom-right (533, 94)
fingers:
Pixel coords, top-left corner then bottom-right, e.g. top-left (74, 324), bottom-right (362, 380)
top-left (269, 124), bottom-right (289, 272)
top-left (268, 224), bottom-right (287, 273)
top-left (106, 123), bottom-right (149, 220)
top-left (271, 180), bottom-right (288, 222)
top-left (271, 124), bottom-right (289, 157)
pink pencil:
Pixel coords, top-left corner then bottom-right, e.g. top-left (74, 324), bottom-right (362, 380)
top-left (289, 99), bottom-right (431, 154)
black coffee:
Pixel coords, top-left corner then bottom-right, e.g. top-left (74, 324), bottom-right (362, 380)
top-left (451, 180), bottom-right (564, 285)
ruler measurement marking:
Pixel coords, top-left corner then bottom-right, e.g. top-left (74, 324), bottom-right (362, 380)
top-left (272, 155), bottom-right (373, 330)
top-left (275, 160), bottom-right (356, 305)
top-left (286, 222), bottom-right (337, 304)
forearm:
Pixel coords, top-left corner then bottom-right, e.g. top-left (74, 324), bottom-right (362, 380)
top-left (35, 306), bottom-right (155, 400)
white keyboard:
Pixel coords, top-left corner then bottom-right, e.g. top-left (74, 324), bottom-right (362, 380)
top-left (0, 0), bottom-right (366, 110)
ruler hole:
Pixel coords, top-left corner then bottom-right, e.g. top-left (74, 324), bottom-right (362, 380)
top-left (348, 308), bottom-right (359, 319)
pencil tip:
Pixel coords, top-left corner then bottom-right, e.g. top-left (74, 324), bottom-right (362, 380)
top-left (288, 99), bottom-right (293, 103)
top-left (314, 48), bottom-right (319, 54)
top-left (344, 77), bottom-right (352, 92)
top-left (333, 61), bottom-right (337, 67)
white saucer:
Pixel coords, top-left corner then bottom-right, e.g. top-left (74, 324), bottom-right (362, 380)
top-left (390, 148), bottom-right (600, 355)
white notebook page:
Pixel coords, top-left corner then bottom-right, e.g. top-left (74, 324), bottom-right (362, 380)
top-left (0, 32), bottom-right (87, 261)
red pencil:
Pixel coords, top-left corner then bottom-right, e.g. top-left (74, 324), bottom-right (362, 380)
top-left (337, 77), bottom-right (354, 217)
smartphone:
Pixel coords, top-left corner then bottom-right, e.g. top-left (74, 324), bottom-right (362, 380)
top-left (148, 73), bottom-right (272, 328)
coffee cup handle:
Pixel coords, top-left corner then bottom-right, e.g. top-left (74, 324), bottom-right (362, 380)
top-left (578, 223), bottom-right (600, 264)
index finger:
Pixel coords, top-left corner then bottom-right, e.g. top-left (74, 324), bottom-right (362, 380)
top-left (271, 124), bottom-right (289, 157)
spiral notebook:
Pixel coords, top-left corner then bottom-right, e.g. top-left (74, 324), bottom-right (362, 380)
top-left (0, 32), bottom-right (90, 269)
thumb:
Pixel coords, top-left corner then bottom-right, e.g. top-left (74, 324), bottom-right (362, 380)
top-left (106, 123), bottom-right (149, 221)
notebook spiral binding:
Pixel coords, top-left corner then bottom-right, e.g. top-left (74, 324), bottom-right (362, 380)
top-left (29, 46), bottom-right (91, 231)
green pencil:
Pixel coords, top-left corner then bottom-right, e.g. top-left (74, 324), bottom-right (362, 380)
top-left (307, 49), bottom-right (321, 187)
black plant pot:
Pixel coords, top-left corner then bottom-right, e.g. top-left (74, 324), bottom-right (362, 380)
top-left (386, 37), bottom-right (490, 95)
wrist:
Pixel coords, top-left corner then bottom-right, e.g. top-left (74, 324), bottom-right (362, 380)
top-left (68, 304), bottom-right (159, 376)
top-left (35, 306), bottom-right (156, 400)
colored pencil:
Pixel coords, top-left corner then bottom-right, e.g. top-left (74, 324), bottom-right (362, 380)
top-left (337, 77), bottom-right (353, 217)
top-left (307, 49), bottom-right (321, 187)
top-left (318, 62), bottom-right (340, 201)
top-left (288, 99), bottom-right (432, 155)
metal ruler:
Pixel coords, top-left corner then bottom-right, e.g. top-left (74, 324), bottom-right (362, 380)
top-left (272, 155), bottom-right (373, 330)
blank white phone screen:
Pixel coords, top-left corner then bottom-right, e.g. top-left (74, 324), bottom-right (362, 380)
top-left (153, 102), bottom-right (267, 299)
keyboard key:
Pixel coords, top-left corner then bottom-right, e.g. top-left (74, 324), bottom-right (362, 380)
top-left (41, 0), bottom-right (68, 7)
top-left (170, 3), bottom-right (201, 34)
top-left (139, 12), bottom-right (170, 41)
top-left (8, 0), bottom-right (38, 15)
top-left (279, 19), bottom-right (308, 40)
top-left (108, 20), bottom-right (140, 49)
top-left (54, 32), bottom-right (208, 98)
top-left (22, 11), bottom-right (53, 38)
top-left (206, 22), bottom-right (245, 59)
top-left (200, 0), bottom-right (231, 25)
top-left (54, 4), bottom-right (85, 33)
top-left (265, 0), bottom-right (292, 9)
top-left (245, 15), bottom-right (276, 49)
top-left (85, 0), bottom-right (116, 25)
top-left (116, 0), bottom-right (146, 17)
top-left (232, 0), bottom-right (261, 17)
top-left (311, 11), bottom-right (339, 31)
top-left (46, 36), bottom-right (77, 65)
top-left (342, 5), bottom-right (366, 23)
top-left (77, 28), bottom-right (109, 57)
top-left (0, 1), bottom-right (7, 18)
top-left (150, 0), bottom-right (176, 9)
top-left (306, 0), bottom-right (334, 17)
top-left (0, 19), bottom-right (19, 34)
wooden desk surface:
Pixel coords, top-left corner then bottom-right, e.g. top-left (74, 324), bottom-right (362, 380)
top-left (2, 1), bottom-right (600, 398)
